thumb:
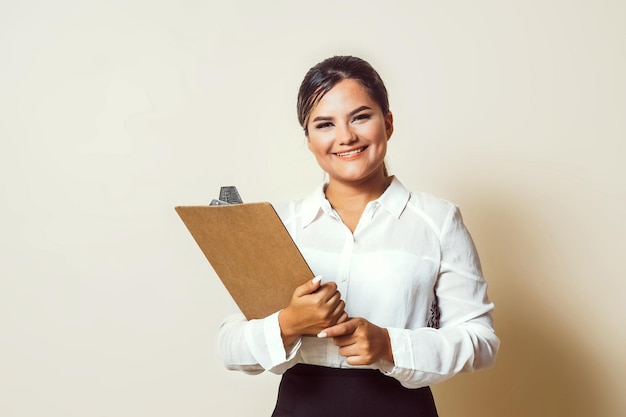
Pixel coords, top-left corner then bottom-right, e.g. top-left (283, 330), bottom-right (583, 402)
top-left (294, 275), bottom-right (323, 297)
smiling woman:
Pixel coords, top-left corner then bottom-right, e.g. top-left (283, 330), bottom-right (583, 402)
top-left (305, 78), bottom-right (393, 221)
top-left (217, 55), bottom-right (500, 417)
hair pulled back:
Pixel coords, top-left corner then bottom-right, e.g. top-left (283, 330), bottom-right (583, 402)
top-left (297, 56), bottom-right (389, 136)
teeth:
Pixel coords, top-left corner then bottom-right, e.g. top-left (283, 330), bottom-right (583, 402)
top-left (336, 148), bottom-right (364, 157)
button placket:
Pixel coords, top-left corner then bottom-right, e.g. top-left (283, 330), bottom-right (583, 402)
top-left (354, 202), bottom-right (379, 234)
top-left (337, 231), bottom-right (354, 292)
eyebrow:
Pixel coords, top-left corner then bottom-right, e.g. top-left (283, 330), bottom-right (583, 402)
top-left (311, 105), bottom-right (373, 123)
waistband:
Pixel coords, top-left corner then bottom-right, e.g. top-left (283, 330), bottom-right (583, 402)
top-left (285, 363), bottom-right (385, 378)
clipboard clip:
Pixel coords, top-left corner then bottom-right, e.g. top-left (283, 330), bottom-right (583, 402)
top-left (210, 186), bottom-right (243, 206)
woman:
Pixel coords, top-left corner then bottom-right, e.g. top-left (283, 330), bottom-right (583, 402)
top-left (218, 55), bottom-right (500, 416)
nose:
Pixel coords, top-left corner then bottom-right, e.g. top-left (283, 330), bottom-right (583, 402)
top-left (337, 123), bottom-right (357, 145)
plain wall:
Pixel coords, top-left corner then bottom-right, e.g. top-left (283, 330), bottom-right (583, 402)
top-left (1, 1), bottom-right (624, 416)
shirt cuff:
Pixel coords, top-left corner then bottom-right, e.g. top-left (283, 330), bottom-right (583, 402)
top-left (244, 311), bottom-right (301, 370)
top-left (379, 327), bottom-right (415, 378)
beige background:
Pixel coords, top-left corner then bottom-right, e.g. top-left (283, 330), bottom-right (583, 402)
top-left (1, 1), bottom-right (624, 416)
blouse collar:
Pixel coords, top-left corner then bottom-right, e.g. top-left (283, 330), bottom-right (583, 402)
top-left (300, 176), bottom-right (411, 228)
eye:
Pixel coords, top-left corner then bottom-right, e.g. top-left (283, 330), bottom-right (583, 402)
top-left (314, 121), bottom-right (333, 130)
top-left (352, 113), bottom-right (372, 123)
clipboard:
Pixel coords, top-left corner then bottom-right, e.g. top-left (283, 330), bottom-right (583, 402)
top-left (175, 200), bottom-right (314, 320)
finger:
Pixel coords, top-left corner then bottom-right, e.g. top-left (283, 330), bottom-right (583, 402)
top-left (316, 281), bottom-right (338, 299)
top-left (329, 300), bottom-right (346, 322)
top-left (345, 355), bottom-right (367, 366)
top-left (333, 333), bottom-right (355, 348)
top-left (336, 311), bottom-right (349, 324)
top-left (324, 290), bottom-right (342, 309)
top-left (337, 341), bottom-right (358, 355)
top-left (317, 318), bottom-right (358, 338)
top-left (337, 346), bottom-right (371, 366)
top-left (294, 275), bottom-right (323, 297)
top-left (313, 283), bottom-right (341, 306)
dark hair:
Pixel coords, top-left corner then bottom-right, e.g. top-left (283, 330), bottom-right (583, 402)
top-left (297, 55), bottom-right (390, 136)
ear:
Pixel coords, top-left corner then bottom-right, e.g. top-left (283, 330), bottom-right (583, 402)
top-left (385, 111), bottom-right (394, 140)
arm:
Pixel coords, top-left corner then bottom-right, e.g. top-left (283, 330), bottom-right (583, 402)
top-left (279, 276), bottom-right (347, 347)
top-left (217, 277), bottom-right (347, 374)
top-left (383, 205), bottom-right (499, 387)
top-left (319, 317), bottom-right (394, 366)
top-left (320, 206), bottom-right (499, 388)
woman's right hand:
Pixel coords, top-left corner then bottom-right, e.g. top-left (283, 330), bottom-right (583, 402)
top-left (278, 276), bottom-right (347, 347)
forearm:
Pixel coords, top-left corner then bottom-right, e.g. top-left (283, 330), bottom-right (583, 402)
top-left (383, 321), bottom-right (499, 388)
top-left (217, 313), bottom-right (264, 374)
top-left (278, 308), bottom-right (304, 348)
top-left (218, 311), bottom-right (301, 374)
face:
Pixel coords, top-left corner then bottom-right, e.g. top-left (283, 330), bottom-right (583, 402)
top-left (306, 78), bottom-right (394, 187)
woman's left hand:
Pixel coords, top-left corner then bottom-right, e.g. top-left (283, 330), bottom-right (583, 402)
top-left (318, 318), bottom-right (394, 366)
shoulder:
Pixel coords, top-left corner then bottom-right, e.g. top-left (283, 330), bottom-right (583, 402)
top-left (403, 188), bottom-right (459, 236)
top-left (392, 176), bottom-right (454, 216)
top-left (407, 189), bottom-right (456, 216)
top-left (273, 199), bottom-right (301, 222)
top-left (273, 183), bottom-right (326, 226)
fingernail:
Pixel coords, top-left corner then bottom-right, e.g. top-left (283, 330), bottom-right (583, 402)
top-left (312, 275), bottom-right (323, 284)
top-left (317, 331), bottom-right (327, 338)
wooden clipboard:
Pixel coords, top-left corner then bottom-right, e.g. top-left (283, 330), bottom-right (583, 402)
top-left (175, 203), bottom-right (314, 320)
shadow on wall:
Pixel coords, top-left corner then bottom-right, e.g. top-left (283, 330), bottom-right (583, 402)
top-left (431, 190), bottom-right (611, 417)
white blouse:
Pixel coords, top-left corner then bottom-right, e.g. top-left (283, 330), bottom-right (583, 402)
top-left (217, 177), bottom-right (500, 389)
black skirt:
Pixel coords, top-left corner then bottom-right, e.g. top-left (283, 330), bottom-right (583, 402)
top-left (271, 364), bottom-right (438, 417)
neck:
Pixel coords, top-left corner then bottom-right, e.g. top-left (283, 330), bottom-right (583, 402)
top-left (325, 174), bottom-right (391, 213)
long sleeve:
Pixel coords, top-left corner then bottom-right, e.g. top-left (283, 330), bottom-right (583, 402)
top-left (382, 206), bottom-right (500, 388)
top-left (216, 179), bottom-right (499, 386)
top-left (217, 300), bottom-right (301, 375)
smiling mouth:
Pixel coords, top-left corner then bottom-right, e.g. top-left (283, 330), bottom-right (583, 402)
top-left (335, 147), bottom-right (366, 157)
